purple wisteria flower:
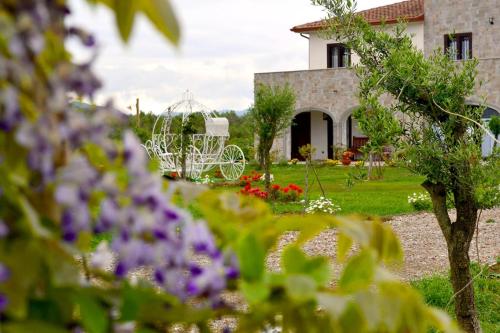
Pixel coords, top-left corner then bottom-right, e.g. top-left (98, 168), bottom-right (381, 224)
top-left (0, 0), bottom-right (239, 305)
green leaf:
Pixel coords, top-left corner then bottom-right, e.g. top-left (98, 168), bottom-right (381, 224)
top-left (337, 232), bottom-right (353, 263)
top-left (282, 246), bottom-right (307, 274)
top-left (282, 246), bottom-right (331, 287)
top-left (119, 283), bottom-right (178, 322)
top-left (339, 302), bottom-right (367, 333)
top-left (427, 308), bottom-right (462, 333)
top-left (18, 195), bottom-right (50, 238)
top-left (75, 293), bottom-right (109, 333)
top-left (139, 0), bottom-right (180, 45)
top-left (237, 233), bottom-right (265, 282)
top-left (0, 240), bottom-right (43, 319)
top-left (284, 275), bottom-right (316, 301)
top-left (339, 250), bottom-right (376, 292)
top-left (240, 280), bottom-right (270, 305)
top-left (114, 0), bottom-right (136, 42)
top-left (3, 321), bottom-right (68, 333)
top-left (317, 292), bottom-right (350, 319)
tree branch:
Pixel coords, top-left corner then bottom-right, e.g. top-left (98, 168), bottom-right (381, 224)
top-left (422, 180), bottom-right (452, 239)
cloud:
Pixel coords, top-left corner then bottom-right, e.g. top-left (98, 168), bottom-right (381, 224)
top-left (67, 0), bottom-right (401, 113)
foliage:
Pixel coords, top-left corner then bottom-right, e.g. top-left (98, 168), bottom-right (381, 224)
top-left (87, 0), bottom-right (180, 44)
top-left (304, 197), bottom-right (342, 215)
top-left (270, 184), bottom-right (304, 202)
top-left (325, 159), bottom-right (340, 166)
top-left (0, 0), bottom-right (461, 332)
top-left (312, 0), bottom-right (499, 330)
top-left (408, 192), bottom-right (433, 211)
top-left (240, 183), bottom-right (269, 199)
top-left (239, 170), bottom-right (263, 186)
top-left (412, 264), bottom-right (500, 333)
top-left (194, 192), bottom-right (460, 333)
top-left (488, 116), bottom-right (500, 146)
top-left (353, 103), bottom-right (402, 179)
top-left (240, 182), bottom-right (303, 202)
top-left (219, 110), bottom-right (254, 162)
top-left (251, 84), bottom-right (296, 190)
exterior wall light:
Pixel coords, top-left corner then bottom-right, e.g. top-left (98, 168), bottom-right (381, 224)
top-left (489, 17), bottom-right (495, 25)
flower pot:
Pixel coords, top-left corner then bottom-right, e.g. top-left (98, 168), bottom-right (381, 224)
top-left (341, 158), bottom-right (351, 166)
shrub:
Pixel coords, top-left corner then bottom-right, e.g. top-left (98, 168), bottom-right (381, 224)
top-left (239, 170), bottom-right (263, 186)
top-left (304, 197), bottom-right (342, 215)
top-left (240, 182), bottom-right (268, 199)
top-left (408, 192), bottom-right (433, 211)
top-left (325, 159), bottom-right (340, 166)
top-left (354, 160), bottom-right (365, 167)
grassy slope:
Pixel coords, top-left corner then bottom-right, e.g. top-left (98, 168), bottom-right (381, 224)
top-left (211, 165), bottom-right (425, 217)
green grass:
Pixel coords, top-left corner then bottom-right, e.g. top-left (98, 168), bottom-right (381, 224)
top-left (411, 264), bottom-right (500, 333)
top-left (211, 165), bottom-right (425, 217)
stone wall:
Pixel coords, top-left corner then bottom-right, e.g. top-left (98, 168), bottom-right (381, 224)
top-left (255, 68), bottom-right (361, 160)
top-left (424, 0), bottom-right (500, 109)
top-left (424, 0), bottom-right (500, 59)
top-left (255, 0), bottom-right (499, 160)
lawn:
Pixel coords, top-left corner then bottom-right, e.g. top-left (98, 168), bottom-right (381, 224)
top-left (412, 264), bottom-right (500, 333)
top-left (211, 165), bottom-right (426, 217)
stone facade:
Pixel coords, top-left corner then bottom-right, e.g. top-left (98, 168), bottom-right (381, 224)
top-left (255, 0), bottom-right (499, 160)
top-left (255, 68), bottom-right (360, 160)
top-left (424, 0), bottom-right (500, 110)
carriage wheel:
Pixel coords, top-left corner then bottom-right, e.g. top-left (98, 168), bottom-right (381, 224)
top-left (220, 145), bottom-right (245, 181)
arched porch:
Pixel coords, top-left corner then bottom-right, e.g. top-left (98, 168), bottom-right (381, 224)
top-left (338, 108), bottom-right (367, 160)
top-left (290, 110), bottom-right (334, 160)
top-left (481, 106), bottom-right (499, 156)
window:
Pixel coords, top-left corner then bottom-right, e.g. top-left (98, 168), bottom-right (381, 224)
top-left (444, 33), bottom-right (472, 60)
top-left (327, 43), bottom-right (351, 68)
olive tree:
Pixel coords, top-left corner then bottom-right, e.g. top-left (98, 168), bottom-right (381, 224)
top-left (353, 104), bottom-right (402, 179)
top-left (0, 1), bottom-right (462, 332)
top-left (251, 83), bottom-right (296, 191)
top-left (311, 0), bottom-right (499, 331)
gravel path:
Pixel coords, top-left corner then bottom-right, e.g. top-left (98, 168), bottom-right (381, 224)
top-left (267, 208), bottom-right (500, 281)
top-left (169, 209), bottom-right (500, 332)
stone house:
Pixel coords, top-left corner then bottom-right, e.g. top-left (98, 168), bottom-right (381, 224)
top-left (254, 0), bottom-right (499, 160)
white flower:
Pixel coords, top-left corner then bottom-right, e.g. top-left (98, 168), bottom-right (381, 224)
top-left (305, 197), bottom-right (341, 215)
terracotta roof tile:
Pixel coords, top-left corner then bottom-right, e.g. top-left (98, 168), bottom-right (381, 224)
top-left (291, 0), bottom-right (424, 33)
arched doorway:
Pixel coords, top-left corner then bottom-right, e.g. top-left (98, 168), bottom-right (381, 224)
top-left (481, 107), bottom-right (499, 156)
top-left (291, 111), bottom-right (334, 160)
top-left (345, 115), bottom-right (367, 160)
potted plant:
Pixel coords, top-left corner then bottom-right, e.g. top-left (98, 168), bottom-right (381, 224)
top-left (341, 151), bottom-right (354, 166)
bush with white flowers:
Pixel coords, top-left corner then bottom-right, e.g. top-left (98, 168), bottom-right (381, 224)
top-left (304, 197), bottom-right (342, 215)
top-left (408, 192), bottom-right (432, 211)
top-left (260, 173), bottom-right (274, 183)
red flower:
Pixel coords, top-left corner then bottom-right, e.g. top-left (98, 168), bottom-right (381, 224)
top-left (282, 187), bottom-right (290, 193)
top-left (272, 184), bottom-right (281, 190)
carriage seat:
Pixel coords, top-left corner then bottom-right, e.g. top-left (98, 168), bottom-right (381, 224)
top-left (205, 118), bottom-right (229, 136)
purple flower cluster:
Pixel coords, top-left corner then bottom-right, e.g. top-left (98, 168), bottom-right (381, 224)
top-left (0, 1), bottom-right (238, 304)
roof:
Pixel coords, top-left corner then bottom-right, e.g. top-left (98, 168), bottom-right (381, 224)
top-left (291, 0), bottom-right (424, 33)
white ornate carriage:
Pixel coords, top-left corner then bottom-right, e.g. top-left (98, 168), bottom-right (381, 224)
top-left (144, 91), bottom-right (246, 181)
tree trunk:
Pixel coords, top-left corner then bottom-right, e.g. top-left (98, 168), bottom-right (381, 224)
top-left (423, 180), bottom-right (481, 333)
top-left (264, 150), bottom-right (271, 193)
top-left (448, 235), bottom-right (481, 333)
top-left (367, 152), bottom-right (373, 179)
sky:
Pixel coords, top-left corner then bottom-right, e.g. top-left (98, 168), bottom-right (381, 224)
top-left (68, 0), bottom-right (402, 114)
